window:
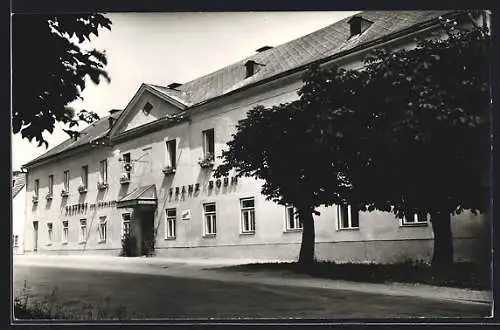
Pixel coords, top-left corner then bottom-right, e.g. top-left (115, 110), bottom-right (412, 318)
top-left (34, 179), bottom-right (39, 197)
top-left (337, 205), bottom-right (360, 230)
top-left (63, 171), bottom-right (70, 191)
top-left (48, 175), bottom-right (54, 195)
top-left (240, 198), bottom-right (255, 233)
top-left (79, 219), bottom-right (87, 242)
top-left (165, 140), bottom-right (177, 169)
top-left (99, 160), bottom-right (108, 184)
top-left (122, 153), bottom-right (131, 179)
top-left (122, 213), bottom-right (131, 237)
top-left (203, 203), bottom-right (216, 236)
top-left (62, 221), bottom-right (69, 243)
top-left (402, 210), bottom-right (429, 226)
top-left (98, 217), bottom-right (107, 241)
top-left (202, 129), bottom-right (215, 159)
top-left (47, 223), bottom-right (53, 242)
top-left (81, 166), bottom-right (88, 189)
top-left (12, 179), bottom-right (15, 187)
top-left (165, 208), bottom-right (176, 239)
top-left (13, 235), bottom-right (19, 247)
top-left (142, 102), bottom-right (153, 115)
top-left (285, 205), bottom-right (302, 231)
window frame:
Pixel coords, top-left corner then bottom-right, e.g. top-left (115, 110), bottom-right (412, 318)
top-left (81, 166), bottom-right (89, 189)
top-left (401, 211), bottom-right (430, 226)
top-left (203, 202), bottom-right (217, 236)
top-left (99, 160), bottom-right (108, 184)
top-left (34, 179), bottom-right (39, 197)
top-left (48, 175), bottom-right (54, 196)
top-left (47, 222), bottom-right (53, 243)
top-left (63, 170), bottom-right (70, 191)
top-left (13, 235), bottom-right (19, 247)
top-left (122, 153), bottom-right (131, 179)
top-left (98, 216), bottom-right (107, 242)
top-left (165, 208), bottom-right (177, 239)
top-left (62, 220), bottom-right (69, 243)
top-left (202, 129), bottom-right (215, 159)
top-left (165, 139), bottom-right (177, 169)
top-left (284, 205), bottom-right (302, 232)
top-left (240, 197), bottom-right (256, 234)
top-left (337, 205), bottom-right (360, 230)
top-left (122, 213), bottom-right (131, 237)
top-left (79, 219), bottom-right (87, 243)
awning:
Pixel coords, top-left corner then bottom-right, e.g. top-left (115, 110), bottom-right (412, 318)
top-left (116, 184), bottom-right (157, 209)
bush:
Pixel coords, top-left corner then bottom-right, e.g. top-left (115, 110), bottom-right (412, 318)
top-left (120, 233), bottom-right (137, 257)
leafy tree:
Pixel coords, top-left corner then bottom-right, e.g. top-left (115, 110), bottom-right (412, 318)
top-left (299, 11), bottom-right (491, 269)
top-left (214, 101), bottom-right (351, 265)
top-left (12, 14), bottom-right (112, 148)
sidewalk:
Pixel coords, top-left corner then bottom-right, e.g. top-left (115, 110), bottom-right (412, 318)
top-left (13, 254), bottom-right (492, 306)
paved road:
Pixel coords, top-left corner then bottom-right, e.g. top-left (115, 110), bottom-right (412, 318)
top-left (13, 263), bottom-right (490, 320)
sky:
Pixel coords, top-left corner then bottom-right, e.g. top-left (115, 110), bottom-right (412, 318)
top-left (12, 11), bottom-right (360, 170)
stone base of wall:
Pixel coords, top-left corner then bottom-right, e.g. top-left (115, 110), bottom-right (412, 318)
top-left (22, 237), bottom-right (488, 264)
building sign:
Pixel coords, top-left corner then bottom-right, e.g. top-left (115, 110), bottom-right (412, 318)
top-left (168, 176), bottom-right (238, 198)
top-left (64, 200), bottom-right (117, 216)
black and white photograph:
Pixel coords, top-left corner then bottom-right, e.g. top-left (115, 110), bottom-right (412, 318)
top-left (11, 9), bottom-right (493, 321)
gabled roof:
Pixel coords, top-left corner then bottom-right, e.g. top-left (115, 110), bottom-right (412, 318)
top-left (150, 10), bottom-right (455, 107)
top-left (12, 172), bottom-right (26, 198)
top-left (23, 110), bottom-right (123, 168)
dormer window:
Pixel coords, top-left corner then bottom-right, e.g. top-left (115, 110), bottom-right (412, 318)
top-left (142, 102), bottom-right (153, 115)
top-left (245, 60), bottom-right (256, 78)
top-left (347, 16), bottom-right (373, 39)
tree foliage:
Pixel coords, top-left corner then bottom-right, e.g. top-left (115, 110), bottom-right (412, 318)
top-left (12, 14), bottom-right (112, 148)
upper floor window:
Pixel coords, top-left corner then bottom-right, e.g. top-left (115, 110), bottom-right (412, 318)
top-left (13, 235), bottom-right (19, 247)
top-left (99, 160), bottom-right (108, 184)
top-left (122, 153), bottom-right (131, 179)
top-left (240, 198), bottom-right (255, 234)
top-left (48, 175), bottom-right (54, 196)
top-left (203, 203), bottom-right (216, 236)
top-left (81, 166), bottom-right (88, 189)
top-left (63, 170), bottom-right (70, 191)
top-left (34, 179), bottom-right (39, 197)
top-left (165, 139), bottom-right (177, 169)
top-left (79, 219), bottom-right (87, 242)
top-left (62, 220), bottom-right (69, 243)
top-left (337, 205), bottom-right (359, 230)
top-left (402, 210), bottom-right (429, 226)
top-left (202, 129), bottom-right (215, 160)
top-left (98, 216), bottom-right (107, 242)
top-left (285, 205), bottom-right (302, 231)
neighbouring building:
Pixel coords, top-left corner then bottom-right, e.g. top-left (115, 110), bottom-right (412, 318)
top-left (21, 10), bottom-right (491, 263)
top-left (12, 170), bottom-right (26, 255)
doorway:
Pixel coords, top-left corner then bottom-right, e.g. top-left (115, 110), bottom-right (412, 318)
top-left (139, 209), bottom-right (155, 256)
top-left (33, 221), bottom-right (38, 252)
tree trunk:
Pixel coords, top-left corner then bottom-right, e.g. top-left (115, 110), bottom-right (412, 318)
top-left (430, 211), bottom-right (454, 270)
top-left (297, 206), bottom-right (315, 266)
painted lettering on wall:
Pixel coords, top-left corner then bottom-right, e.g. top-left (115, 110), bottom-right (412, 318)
top-left (64, 200), bottom-right (117, 216)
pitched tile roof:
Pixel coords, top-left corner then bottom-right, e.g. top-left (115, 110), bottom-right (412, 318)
top-left (23, 110), bottom-right (123, 167)
top-left (149, 10), bottom-right (455, 107)
top-left (12, 172), bottom-right (26, 198)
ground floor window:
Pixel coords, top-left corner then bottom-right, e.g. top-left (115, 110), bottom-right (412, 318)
top-left (47, 223), bottom-right (53, 243)
top-left (98, 217), bottom-right (107, 241)
top-left (285, 205), bottom-right (302, 231)
top-left (79, 219), bottom-right (87, 242)
top-left (165, 208), bottom-right (176, 239)
top-left (62, 221), bottom-right (69, 243)
top-left (122, 213), bottom-right (131, 237)
top-left (337, 205), bottom-right (359, 230)
top-left (240, 198), bottom-right (255, 233)
top-left (203, 203), bottom-right (216, 236)
top-left (402, 210), bottom-right (429, 226)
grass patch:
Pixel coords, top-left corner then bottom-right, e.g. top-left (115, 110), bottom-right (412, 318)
top-left (219, 260), bottom-right (491, 291)
top-left (14, 280), bottom-right (133, 320)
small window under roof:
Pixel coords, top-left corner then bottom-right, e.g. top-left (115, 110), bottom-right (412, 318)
top-left (347, 16), bottom-right (373, 38)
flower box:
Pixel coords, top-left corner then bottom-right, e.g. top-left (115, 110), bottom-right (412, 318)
top-left (198, 153), bottom-right (215, 168)
top-left (97, 182), bottom-right (109, 190)
top-left (32, 196), bottom-right (39, 203)
top-left (78, 185), bottom-right (88, 194)
top-left (119, 173), bottom-right (130, 184)
top-left (61, 190), bottom-right (69, 197)
top-left (45, 193), bottom-right (53, 200)
top-left (162, 166), bottom-right (176, 175)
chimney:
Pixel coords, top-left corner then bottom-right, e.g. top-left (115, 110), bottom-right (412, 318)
top-left (256, 45), bottom-right (273, 53)
top-left (109, 109), bottom-right (120, 115)
top-left (108, 117), bottom-right (115, 129)
top-left (167, 83), bottom-right (182, 90)
top-left (347, 16), bottom-right (373, 38)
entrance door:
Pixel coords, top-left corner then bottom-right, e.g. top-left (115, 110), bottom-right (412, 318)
top-left (140, 209), bottom-right (155, 256)
top-left (33, 221), bottom-right (38, 252)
